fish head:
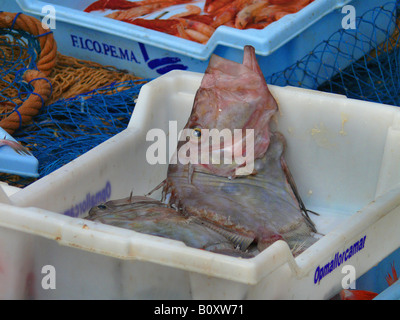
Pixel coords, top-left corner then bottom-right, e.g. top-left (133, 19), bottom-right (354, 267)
top-left (179, 45), bottom-right (278, 178)
top-left (87, 195), bottom-right (167, 219)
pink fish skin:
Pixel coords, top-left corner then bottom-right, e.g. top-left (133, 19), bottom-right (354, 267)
top-left (88, 46), bottom-right (316, 257)
top-left (163, 45), bottom-right (317, 254)
top-left (0, 138), bottom-right (32, 156)
top-left (86, 195), bottom-right (256, 257)
top-left (179, 45), bottom-right (278, 178)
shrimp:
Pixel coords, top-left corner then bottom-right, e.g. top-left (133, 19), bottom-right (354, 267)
top-left (84, 0), bottom-right (137, 12)
top-left (106, 4), bottom-right (167, 20)
top-left (210, 0), bottom-right (269, 28)
top-left (170, 18), bottom-right (215, 43)
top-left (210, 1), bottom-right (238, 28)
top-left (85, 0), bottom-right (179, 12)
top-left (106, 0), bottom-right (194, 20)
top-left (129, 18), bottom-right (180, 35)
top-left (85, 0), bottom-right (315, 44)
top-left (176, 21), bottom-right (192, 40)
top-left (178, 18), bottom-right (215, 37)
top-left (204, 0), bottom-right (232, 14)
top-left (246, 21), bottom-right (272, 29)
top-left (185, 29), bottom-right (210, 43)
top-left (235, 1), bottom-right (269, 29)
top-left (253, 5), bottom-right (281, 23)
top-left (170, 4), bottom-right (201, 19)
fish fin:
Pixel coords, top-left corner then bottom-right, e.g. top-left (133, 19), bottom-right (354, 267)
top-left (306, 209), bottom-right (320, 216)
top-left (146, 180), bottom-right (166, 196)
top-left (290, 240), bottom-right (308, 257)
top-left (385, 262), bottom-right (398, 286)
top-left (192, 218), bottom-right (255, 250)
top-left (277, 138), bottom-right (317, 232)
top-left (0, 138), bottom-right (32, 156)
top-left (188, 163), bottom-right (194, 184)
top-left (208, 247), bottom-right (256, 258)
top-left (242, 45), bottom-right (264, 79)
top-left (339, 289), bottom-right (378, 300)
top-left (289, 237), bottom-right (317, 256)
top-left (284, 223), bottom-right (319, 256)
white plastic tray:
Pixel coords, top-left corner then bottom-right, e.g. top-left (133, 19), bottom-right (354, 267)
top-left (1, 71), bottom-right (400, 299)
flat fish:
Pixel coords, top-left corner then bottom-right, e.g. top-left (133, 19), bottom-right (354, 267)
top-left (165, 132), bottom-right (317, 254)
top-left (87, 45), bottom-right (317, 257)
top-left (163, 45), bottom-right (317, 254)
top-left (87, 195), bottom-right (256, 257)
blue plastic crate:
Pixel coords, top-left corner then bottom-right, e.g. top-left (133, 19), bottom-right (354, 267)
top-left (354, 247), bottom-right (400, 299)
top-left (9, 0), bottom-right (396, 88)
top-left (0, 127), bottom-right (39, 178)
top-left (374, 280), bottom-right (400, 300)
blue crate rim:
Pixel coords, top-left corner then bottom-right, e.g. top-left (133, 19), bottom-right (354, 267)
top-left (17, 0), bottom-right (356, 60)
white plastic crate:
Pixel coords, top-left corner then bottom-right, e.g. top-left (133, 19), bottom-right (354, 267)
top-left (1, 70), bottom-right (400, 299)
top-left (9, 0), bottom-right (396, 87)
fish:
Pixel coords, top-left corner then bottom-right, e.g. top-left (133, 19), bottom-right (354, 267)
top-left (385, 261), bottom-right (398, 286)
top-left (87, 45), bottom-right (316, 257)
top-left (87, 195), bottom-right (256, 257)
top-left (162, 45), bottom-right (317, 254)
top-left (339, 289), bottom-right (379, 300)
top-left (333, 262), bottom-right (398, 300)
top-left (0, 137), bottom-right (32, 156)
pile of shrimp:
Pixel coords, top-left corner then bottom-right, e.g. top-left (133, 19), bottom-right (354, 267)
top-left (85, 0), bottom-right (314, 44)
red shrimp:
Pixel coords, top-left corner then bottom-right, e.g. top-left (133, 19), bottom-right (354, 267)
top-left (204, 0), bottom-right (232, 14)
top-left (170, 4), bottom-right (201, 19)
top-left (128, 18), bottom-right (180, 35)
top-left (235, 1), bottom-right (269, 29)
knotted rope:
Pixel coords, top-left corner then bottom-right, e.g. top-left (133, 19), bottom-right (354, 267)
top-left (0, 12), bottom-right (57, 134)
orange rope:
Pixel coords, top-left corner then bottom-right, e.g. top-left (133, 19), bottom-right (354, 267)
top-left (0, 12), bottom-right (57, 134)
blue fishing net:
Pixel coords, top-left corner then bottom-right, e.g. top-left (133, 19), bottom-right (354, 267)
top-left (1, 1), bottom-right (400, 187)
top-left (0, 25), bottom-right (42, 122)
top-left (0, 14), bottom-right (147, 187)
top-left (6, 80), bottom-right (147, 185)
top-left (267, 1), bottom-right (400, 106)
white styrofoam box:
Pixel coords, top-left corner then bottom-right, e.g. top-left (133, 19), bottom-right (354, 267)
top-left (11, 0), bottom-right (396, 87)
top-left (1, 70), bottom-right (400, 299)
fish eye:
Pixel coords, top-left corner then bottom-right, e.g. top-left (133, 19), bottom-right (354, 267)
top-left (191, 127), bottom-right (202, 138)
top-left (97, 204), bottom-right (107, 210)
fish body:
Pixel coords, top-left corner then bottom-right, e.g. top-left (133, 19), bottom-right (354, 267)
top-left (163, 45), bottom-right (316, 253)
top-left (87, 45), bottom-right (316, 257)
top-left (335, 262), bottom-right (399, 300)
top-left (166, 131), bottom-right (316, 253)
top-left (87, 196), bottom-right (255, 257)
top-left (177, 45), bottom-right (277, 178)
top-left (339, 289), bottom-right (379, 300)
top-left (0, 138), bottom-right (32, 156)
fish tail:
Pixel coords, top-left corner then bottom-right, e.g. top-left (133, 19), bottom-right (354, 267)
top-left (146, 179), bottom-right (166, 197)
